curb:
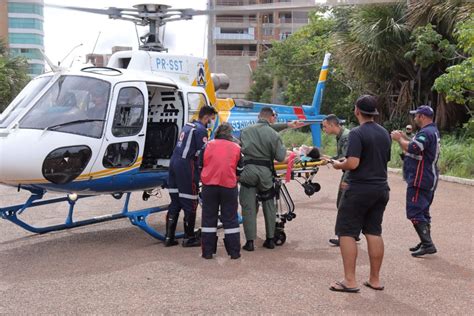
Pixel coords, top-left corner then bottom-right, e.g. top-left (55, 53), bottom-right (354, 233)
top-left (388, 167), bottom-right (474, 186)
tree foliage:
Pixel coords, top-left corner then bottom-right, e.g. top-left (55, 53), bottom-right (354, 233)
top-left (405, 24), bottom-right (456, 68)
top-left (247, 12), bottom-right (353, 119)
top-left (247, 0), bottom-right (474, 131)
top-left (434, 15), bottom-right (474, 108)
top-left (0, 41), bottom-right (30, 112)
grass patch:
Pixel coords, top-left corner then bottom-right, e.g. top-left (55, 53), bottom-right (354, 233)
top-left (281, 130), bottom-right (474, 179)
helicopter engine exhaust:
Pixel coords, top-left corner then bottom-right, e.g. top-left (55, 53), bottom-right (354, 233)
top-left (211, 73), bottom-right (230, 91)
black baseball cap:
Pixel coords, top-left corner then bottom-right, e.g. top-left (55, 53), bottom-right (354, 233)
top-left (355, 95), bottom-right (379, 115)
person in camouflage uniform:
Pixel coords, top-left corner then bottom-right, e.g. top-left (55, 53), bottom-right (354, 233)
top-left (322, 114), bottom-right (351, 247)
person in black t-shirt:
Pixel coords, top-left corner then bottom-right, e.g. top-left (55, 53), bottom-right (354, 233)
top-left (328, 95), bottom-right (391, 293)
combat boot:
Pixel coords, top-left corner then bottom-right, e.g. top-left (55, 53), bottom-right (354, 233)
top-left (182, 212), bottom-right (200, 247)
top-left (263, 238), bottom-right (275, 249)
top-left (164, 213), bottom-right (179, 247)
top-left (242, 240), bottom-right (254, 251)
top-left (409, 224), bottom-right (430, 252)
top-left (411, 222), bottom-right (437, 257)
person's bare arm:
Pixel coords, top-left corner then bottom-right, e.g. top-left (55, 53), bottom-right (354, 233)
top-left (332, 157), bottom-right (360, 171)
top-left (391, 130), bottom-right (409, 152)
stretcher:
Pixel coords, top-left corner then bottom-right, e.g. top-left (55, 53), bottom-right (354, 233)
top-left (264, 159), bottom-right (327, 245)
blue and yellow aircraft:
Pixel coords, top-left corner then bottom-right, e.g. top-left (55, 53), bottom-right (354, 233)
top-left (0, 3), bottom-right (330, 240)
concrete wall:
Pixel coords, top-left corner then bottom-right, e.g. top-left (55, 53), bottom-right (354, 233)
top-left (215, 55), bottom-right (254, 99)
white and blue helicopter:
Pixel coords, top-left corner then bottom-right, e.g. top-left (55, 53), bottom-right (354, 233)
top-left (0, 2), bottom-right (334, 241)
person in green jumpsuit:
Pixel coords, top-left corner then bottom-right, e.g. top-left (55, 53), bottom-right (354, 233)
top-left (239, 107), bottom-right (291, 251)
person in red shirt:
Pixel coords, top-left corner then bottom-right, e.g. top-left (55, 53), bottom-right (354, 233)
top-left (200, 122), bottom-right (243, 259)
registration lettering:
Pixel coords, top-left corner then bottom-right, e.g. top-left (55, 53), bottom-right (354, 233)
top-left (155, 58), bottom-right (186, 73)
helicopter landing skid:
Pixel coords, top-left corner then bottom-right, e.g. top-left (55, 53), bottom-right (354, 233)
top-left (0, 190), bottom-right (183, 241)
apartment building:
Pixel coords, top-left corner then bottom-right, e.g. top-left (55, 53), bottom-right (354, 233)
top-left (207, 0), bottom-right (312, 99)
top-left (1, 0), bottom-right (45, 76)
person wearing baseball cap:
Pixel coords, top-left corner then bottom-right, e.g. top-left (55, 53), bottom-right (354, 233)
top-left (391, 105), bottom-right (440, 257)
top-left (329, 95), bottom-right (391, 292)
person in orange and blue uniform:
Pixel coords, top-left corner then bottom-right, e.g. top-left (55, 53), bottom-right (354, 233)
top-left (164, 106), bottom-right (217, 248)
top-left (199, 123), bottom-right (243, 259)
top-left (391, 105), bottom-right (440, 257)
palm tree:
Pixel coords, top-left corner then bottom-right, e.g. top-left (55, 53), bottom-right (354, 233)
top-left (332, 3), bottom-right (414, 122)
top-left (407, 0), bottom-right (474, 38)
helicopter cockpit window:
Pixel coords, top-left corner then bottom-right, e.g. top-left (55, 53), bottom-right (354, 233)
top-left (187, 93), bottom-right (208, 118)
top-left (112, 87), bottom-right (144, 137)
top-left (0, 76), bottom-right (51, 129)
top-left (19, 76), bottom-right (111, 138)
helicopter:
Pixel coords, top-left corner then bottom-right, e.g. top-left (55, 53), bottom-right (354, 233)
top-left (0, 1), bottom-right (373, 241)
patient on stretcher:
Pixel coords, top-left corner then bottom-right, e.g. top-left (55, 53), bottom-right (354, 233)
top-left (292, 144), bottom-right (321, 163)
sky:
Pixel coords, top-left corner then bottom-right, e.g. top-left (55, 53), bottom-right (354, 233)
top-left (43, 0), bottom-right (208, 67)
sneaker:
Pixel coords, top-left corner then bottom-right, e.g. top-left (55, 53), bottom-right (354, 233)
top-left (329, 238), bottom-right (340, 246)
top-left (409, 242), bottom-right (422, 252)
top-left (202, 253), bottom-right (213, 259)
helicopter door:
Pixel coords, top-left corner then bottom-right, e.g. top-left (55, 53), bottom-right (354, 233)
top-left (97, 82), bottom-right (147, 176)
top-left (141, 85), bottom-right (184, 170)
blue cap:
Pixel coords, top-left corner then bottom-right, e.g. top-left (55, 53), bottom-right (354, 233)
top-left (410, 105), bottom-right (434, 117)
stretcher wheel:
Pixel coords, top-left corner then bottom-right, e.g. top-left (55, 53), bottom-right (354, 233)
top-left (274, 231), bottom-right (286, 246)
top-left (290, 213), bottom-right (296, 219)
top-left (286, 215), bottom-right (293, 221)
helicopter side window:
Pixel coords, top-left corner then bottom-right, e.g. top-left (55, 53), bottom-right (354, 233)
top-left (112, 87), bottom-right (144, 137)
top-left (102, 141), bottom-right (138, 168)
top-left (187, 93), bottom-right (208, 118)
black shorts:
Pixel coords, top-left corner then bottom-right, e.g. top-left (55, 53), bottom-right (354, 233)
top-left (335, 189), bottom-right (389, 237)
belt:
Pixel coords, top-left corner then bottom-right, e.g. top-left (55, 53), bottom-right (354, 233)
top-left (243, 159), bottom-right (272, 168)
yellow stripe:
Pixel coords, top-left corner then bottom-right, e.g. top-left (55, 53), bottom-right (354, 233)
top-left (204, 60), bottom-right (217, 106)
top-left (274, 160), bottom-right (326, 171)
top-left (9, 157), bottom-right (144, 184)
top-left (318, 69), bottom-right (328, 82)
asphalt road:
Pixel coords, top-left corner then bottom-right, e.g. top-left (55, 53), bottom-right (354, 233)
top-left (0, 168), bottom-right (472, 314)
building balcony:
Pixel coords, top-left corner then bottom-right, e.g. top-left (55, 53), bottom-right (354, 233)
top-left (216, 16), bottom-right (257, 24)
top-left (278, 17), bottom-right (309, 24)
top-left (216, 50), bottom-right (257, 57)
top-left (215, 0), bottom-right (258, 6)
top-left (214, 33), bottom-right (255, 40)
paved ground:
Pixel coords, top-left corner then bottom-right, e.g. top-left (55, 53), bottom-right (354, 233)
top-left (0, 168), bottom-right (472, 314)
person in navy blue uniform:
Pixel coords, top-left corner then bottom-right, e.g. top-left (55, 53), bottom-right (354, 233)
top-left (164, 106), bottom-right (217, 247)
top-left (391, 105), bottom-right (440, 257)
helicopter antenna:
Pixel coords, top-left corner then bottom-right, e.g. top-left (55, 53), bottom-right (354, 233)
top-left (91, 31), bottom-right (101, 55)
top-left (40, 50), bottom-right (60, 72)
top-left (134, 24), bottom-right (141, 48)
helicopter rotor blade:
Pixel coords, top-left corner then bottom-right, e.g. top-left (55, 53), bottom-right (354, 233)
top-left (45, 4), bottom-right (135, 18)
top-left (181, 0), bottom-right (403, 16)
